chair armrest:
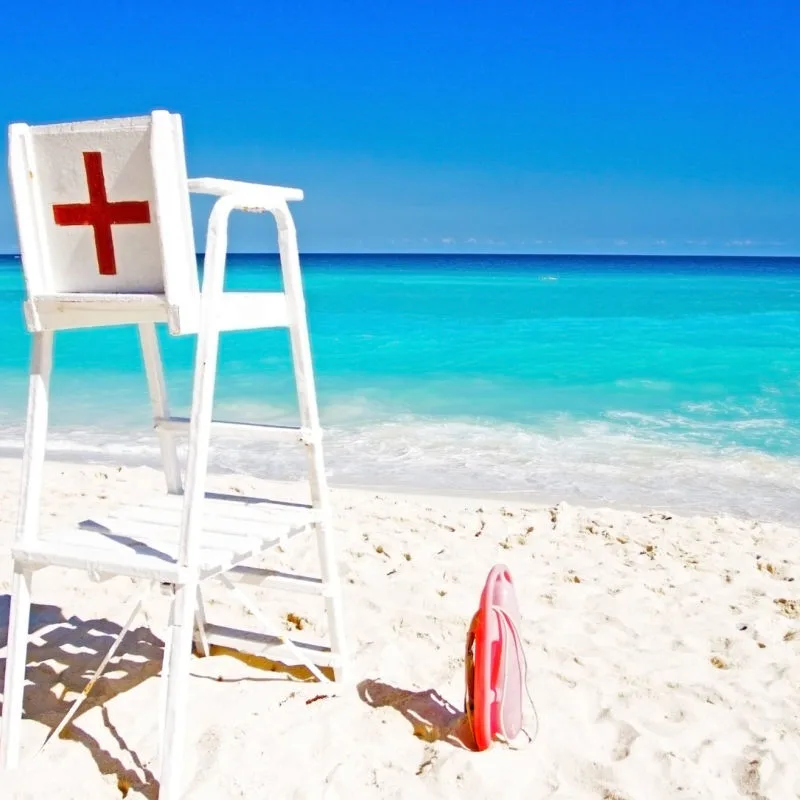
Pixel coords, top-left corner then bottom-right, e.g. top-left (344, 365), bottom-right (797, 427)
top-left (188, 177), bottom-right (303, 203)
top-left (192, 177), bottom-right (304, 314)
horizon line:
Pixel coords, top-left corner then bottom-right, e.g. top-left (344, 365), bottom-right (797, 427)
top-left (2, 250), bottom-right (800, 260)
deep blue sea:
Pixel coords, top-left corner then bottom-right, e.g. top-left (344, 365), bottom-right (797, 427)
top-left (1, 253), bottom-right (800, 521)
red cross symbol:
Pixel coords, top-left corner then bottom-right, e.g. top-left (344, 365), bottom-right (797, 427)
top-left (52, 151), bottom-right (151, 276)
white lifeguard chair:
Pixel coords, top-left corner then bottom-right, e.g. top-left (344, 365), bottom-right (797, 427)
top-left (0, 110), bottom-right (348, 798)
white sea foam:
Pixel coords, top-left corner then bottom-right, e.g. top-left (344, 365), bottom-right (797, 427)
top-left (0, 415), bottom-right (798, 523)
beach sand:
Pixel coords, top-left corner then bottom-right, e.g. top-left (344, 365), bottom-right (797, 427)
top-left (1, 456), bottom-right (799, 799)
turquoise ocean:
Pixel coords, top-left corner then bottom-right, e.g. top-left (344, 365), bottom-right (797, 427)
top-left (1, 253), bottom-right (799, 522)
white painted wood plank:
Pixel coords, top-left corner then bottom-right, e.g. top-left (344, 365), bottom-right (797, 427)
top-left (16, 330), bottom-right (53, 547)
top-left (159, 582), bottom-right (197, 799)
top-left (202, 623), bottom-right (339, 667)
top-left (0, 568), bottom-right (33, 769)
top-left (188, 177), bottom-right (303, 203)
top-left (215, 292), bottom-right (290, 330)
top-left (139, 322), bottom-right (183, 494)
top-left (154, 416), bottom-right (309, 444)
top-left (30, 291), bottom-right (291, 332)
top-left (34, 292), bottom-right (170, 307)
top-left (10, 495), bottom-right (314, 582)
top-left (273, 200), bottom-right (349, 682)
top-left (28, 295), bottom-right (170, 330)
top-left (225, 565), bottom-right (326, 595)
top-left (150, 110), bottom-right (200, 320)
top-left (12, 531), bottom-right (270, 582)
top-left (107, 503), bottom-right (304, 545)
top-left (12, 539), bottom-right (182, 582)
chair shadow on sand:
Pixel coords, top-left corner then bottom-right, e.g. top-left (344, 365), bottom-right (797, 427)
top-left (357, 678), bottom-right (475, 751)
top-left (0, 593), bottom-right (165, 798)
top-left (0, 594), bottom-right (331, 798)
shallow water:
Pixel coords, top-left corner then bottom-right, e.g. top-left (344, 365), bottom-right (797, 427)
top-left (2, 253), bottom-right (799, 521)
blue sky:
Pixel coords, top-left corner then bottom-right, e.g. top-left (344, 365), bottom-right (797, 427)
top-left (2, 0), bottom-right (799, 254)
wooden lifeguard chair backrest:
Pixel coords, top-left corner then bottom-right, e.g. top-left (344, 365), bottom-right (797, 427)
top-left (8, 110), bottom-right (199, 329)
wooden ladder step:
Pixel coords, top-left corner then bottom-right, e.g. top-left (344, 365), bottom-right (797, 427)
top-left (155, 416), bottom-right (321, 444)
top-left (225, 565), bottom-right (327, 595)
top-left (202, 623), bottom-right (341, 668)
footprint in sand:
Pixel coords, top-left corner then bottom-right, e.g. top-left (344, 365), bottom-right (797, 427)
top-left (734, 749), bottom-right (766, 799)
top-left (611, 721), bottom-right (640, 761)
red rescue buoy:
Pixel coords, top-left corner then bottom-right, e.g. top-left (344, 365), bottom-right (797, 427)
top-left (464, 564), bottom-right (526, 751)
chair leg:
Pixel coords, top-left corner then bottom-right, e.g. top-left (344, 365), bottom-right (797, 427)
top-left (15, 330), bottom-right (53, 542)
top-left (192, 586), bottom-right (210, 658)
top-left (312, 521), bottom-right (349, 683)
top-left (1, 329), bottom-right (54, 767)
top-left (157, 583), bottom-right (197, 800)
top-left (0, 566), bottom-right (34, 769)
top-left (157, 599), bottom-right (173, 771)
top-left (138, 322), bottom-right (183, 495)
top-left (157, 216), bottom-right (224, 795)
top-left (276, 210), bottom-right (349, 683)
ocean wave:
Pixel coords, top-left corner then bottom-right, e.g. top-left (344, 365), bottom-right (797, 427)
top-left (0, 416), bottom-right (798, 523)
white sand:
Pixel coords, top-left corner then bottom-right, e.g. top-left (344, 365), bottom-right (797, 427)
top-left (1, 456), bottom-right (799, 799)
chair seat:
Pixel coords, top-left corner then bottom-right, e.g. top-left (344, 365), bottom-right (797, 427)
top-left (26, 291), bottom-right (290, 333)
top-left (12, 491), bottom-right (319, 584)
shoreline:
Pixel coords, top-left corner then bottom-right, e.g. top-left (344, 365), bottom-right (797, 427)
top-left (0, 446), bottom-right (787, 523)
top-left (1, 425), bottom-right (799, 525)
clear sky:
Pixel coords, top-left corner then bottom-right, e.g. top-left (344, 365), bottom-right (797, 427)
top-left (2, 0), bottom-right (799, 255)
